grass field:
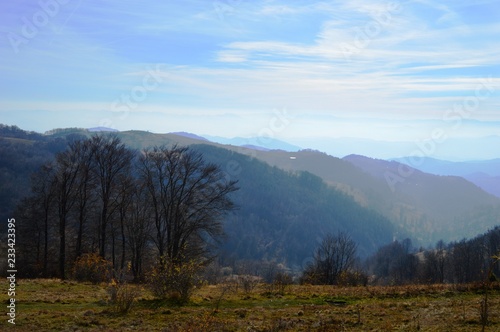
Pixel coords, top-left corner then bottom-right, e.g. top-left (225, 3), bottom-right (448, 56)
top-left (1, 279), bottom-right (499, 331)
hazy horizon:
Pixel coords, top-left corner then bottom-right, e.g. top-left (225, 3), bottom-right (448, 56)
top-left (1, 1), bottom-right (499, 160)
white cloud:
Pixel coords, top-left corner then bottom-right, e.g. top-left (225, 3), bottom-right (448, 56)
top-left (1, 0), bottom-right (499, 148)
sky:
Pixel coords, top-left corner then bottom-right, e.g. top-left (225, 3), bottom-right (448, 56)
top-left (1, 0), bottom-right (499, 160)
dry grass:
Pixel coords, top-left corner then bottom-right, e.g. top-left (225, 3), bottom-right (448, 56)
top-left (1, 279), bottom-right (499, 331)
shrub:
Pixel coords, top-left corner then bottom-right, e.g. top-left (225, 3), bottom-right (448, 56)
top-left (338, 270), bottom-right (369, 287)
top-left (107, 279), bottom-right (140, 314)
top-left (72, 253), bottom-right (112, 284)
top-left (147, 257), bottom-right (203, 304)
top-left (273, 271), bottom-right (293, 295)
top-left (239, 275), bottom-right (261, 295)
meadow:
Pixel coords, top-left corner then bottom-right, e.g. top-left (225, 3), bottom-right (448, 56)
top-left (1, 279), bottom-right (499, 331)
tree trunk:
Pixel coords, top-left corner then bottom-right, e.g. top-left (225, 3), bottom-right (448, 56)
top-left (100, 203), bottom-right (107, 259)
top-left (59, 213), bottom-right (66, 280)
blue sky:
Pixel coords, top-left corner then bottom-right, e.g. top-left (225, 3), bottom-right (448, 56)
top-left (1, 0), bottom-right (499, 159)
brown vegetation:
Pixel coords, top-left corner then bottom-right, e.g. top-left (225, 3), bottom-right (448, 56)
top-left (1, 279), bottom-right (499, 331)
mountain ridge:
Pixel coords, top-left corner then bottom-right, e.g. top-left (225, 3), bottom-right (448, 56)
top-left (0, 124), bottom-right (395, 265)
top-left (2, 124), bottom-right (499, 247)
top-left (203, 135), bottom-right (301, 152)
top-left (392, 156), bottom-right (500, 198)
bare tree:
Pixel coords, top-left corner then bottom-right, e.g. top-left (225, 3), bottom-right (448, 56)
top-left (30, 163), bottom-right (57, 276)
top-left (72, 139), bottom-right (96, 259)
top-left (450, 239), bottom-right (484, 284)
top-left (89, 135), bottom-right (133, 259)
top-left (421, 240), bottom-right (447, 284)
top-left (303, 231), bottom-right (358, 285)
top-left (125, 181), bottom-right (152, 282)
top-left (140, 145), bottom-right (238, 302)
top-left (139, 145), bottom-right (238, 264)
top-left (113, 173), bottom-right (135, 272)
top-left (54, 145), bottom-right (82, 279)
top-left (16, 195), bottom-right (53, 277)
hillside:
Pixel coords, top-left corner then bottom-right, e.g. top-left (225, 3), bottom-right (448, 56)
top-left (2, 125), bottom-right (499, 252)
top-left (218, 144), bottom-right (500, 244)
top-left (344, 155), bottom-right (500, 243)
top-left (0, 126), bottom-right (82, 224)
top-left (0, 125), bottom-right (394, 268)
top-left (191, 145), bottom-right (394, 263)
top-left (393, 157), bottom-right (500, 198)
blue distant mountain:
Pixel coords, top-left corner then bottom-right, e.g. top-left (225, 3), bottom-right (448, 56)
top-left (203, 135), bottom-right (301, 152)
top-left (295, 135), bottom-right (500, 161)
top-left (391, 157), bottom-right (500, 177)
top-left (392, 156), bottom-right (500, 197)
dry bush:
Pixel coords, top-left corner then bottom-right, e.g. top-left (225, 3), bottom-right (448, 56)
top-left (239, 274), bottom-right (261, 295)
top-left (265, 271), bottom-right (293, 296)
top-left (72, 253), bottom-right (112, 284)
top-left (275, 271), bottom-right (293, 295)
top-left (147, 257), bottom-right (203, 304)
top-left (337, 270), bottom-right (369, 287)
top-left (107, 280), bottom-right (140, 314)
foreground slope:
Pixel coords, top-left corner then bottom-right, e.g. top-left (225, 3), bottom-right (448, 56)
top-left (2, 279), bottom-right (499, 331)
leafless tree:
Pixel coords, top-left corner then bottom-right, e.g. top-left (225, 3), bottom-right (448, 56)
top-left (30, 163), bottom-right (57, 276)
top-left (89, 135), bottom-right (133, 259)
top-left (139, 145), bottom-right (238, 264)
top-left (54, 144), bottom-right (83, 279)
top-left (125, 181), bottom-right (152, 282)
top-left (421, 240), bottom-right (447, 284)
top-left (72, 139), bottom-right (96, 259)
top-left (303, 231), bottom-right (358, 285)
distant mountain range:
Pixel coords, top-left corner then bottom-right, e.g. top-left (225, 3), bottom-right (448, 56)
top-left (203, 135), bottom-right (301, 152)
top-left (292, 136), bottom-right (500, 161)
top-left (2, 124), bottom-right (500, 257)
top-left (392, 157), bottom-right (500, 177)
top-left (99, 129), bottom-right (500, 243)
top-left (87, 129), bottom-right (500, 220)
top-left (393, 157), bottom-right (500, 198)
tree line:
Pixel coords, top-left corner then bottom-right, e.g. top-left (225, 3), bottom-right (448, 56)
top-left (366, 228), bottom-right (500, 285)
top-left (15, 135), bottom-right (238, 284)
top-left (302, 228), bottom-right (500, 286)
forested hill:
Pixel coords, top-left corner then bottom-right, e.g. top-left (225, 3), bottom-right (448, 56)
top-left (224, 144), bottom-right (500, 245)
top-left (343, 154), bottom-right (500, 243)
top-left (0, 125), bottom-right (395, 268)
top-left (191, 144), bottom-right (395, 264)
top-left (0, 125), bottom-right (80, 225)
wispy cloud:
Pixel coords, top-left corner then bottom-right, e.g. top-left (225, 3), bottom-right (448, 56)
top-left (1, 0), bottom-right (499, 157)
